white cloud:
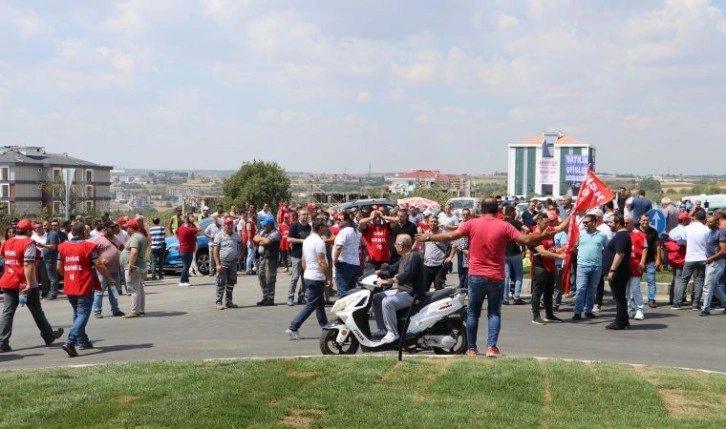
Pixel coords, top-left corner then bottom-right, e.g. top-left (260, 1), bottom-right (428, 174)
top-left (497, 14), bottom-right (519, 31)
top-left (356, 91), bottom-right (371, 104)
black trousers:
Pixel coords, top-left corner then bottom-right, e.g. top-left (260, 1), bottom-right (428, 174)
top-left (609, 277), bottom-right (629, 327)
top-left (423, 265), bottom-right (446, 291)
top-left (596, 273), bottom-right (605, 307)
top-left (531, 267), bottom-right (555, 318)
top-left (0, 288), bottom-right (55, 346)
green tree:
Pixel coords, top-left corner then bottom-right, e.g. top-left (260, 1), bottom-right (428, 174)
top-left (408, 187), bottom-right (450, 205)
top-left (638, 177), bottom-right (662, 198)
top-left (222, 160), bottom-right (291, 208)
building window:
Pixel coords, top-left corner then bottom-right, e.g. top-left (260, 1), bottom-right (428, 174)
top-left (86, 185), bottom-right (94, 198)
top-left (0, 167), bottom-right (8, 181)
top-left (0, 184), bottom-right (8, 198)
top-left (53, 201), bottom-right (62, 215)
top-left (53, 168), bottom-right (62, 181)
top-left (86, 169), bottom-right (93, 183)
top-left (85, 200), bottom-right (94, 212)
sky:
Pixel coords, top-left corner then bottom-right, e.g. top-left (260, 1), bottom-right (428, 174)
top-left (1, 0), bottom-right (725, 175)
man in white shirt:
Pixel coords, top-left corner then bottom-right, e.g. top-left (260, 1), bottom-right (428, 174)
top-left (285, 218), bottom-right (331, 339)
top-left (673, 210), bottom-right (709, 309)
top-left (204, 220), bottom-right (221, 276)
top-left (437, 203), bottom-right (459, 231)
top-left (332, 212), bottom-right (361, 297)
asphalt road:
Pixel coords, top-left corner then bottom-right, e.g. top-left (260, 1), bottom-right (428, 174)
top-left (1, 271), bottom-right (724, 372)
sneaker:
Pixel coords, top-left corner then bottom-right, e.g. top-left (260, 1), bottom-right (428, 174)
top-left (572, 313), bottom-right (582, 321)
top-left (78, 343), bottom-right (94, 350)
top-left (466, 349), bottom-right (479, 356)
top-left (513, 298), bottom-right (527, 305)
top-left (225, 303), bottom-right (239, 309)
top-left (553, 305), bottom-right (560, 313)
top-left (532, 317), bottom-right (547, 325)
top-left (297, 297), bottom-right (306, 305)
top-left (544, 315), bottom-right (562, 322)
top-left (61, 343), bottom-right (78, 358)
top-left (124, 312), bottom-right (142, 319)
top-left (285, 328), bottom-right (300, 340)
top-left (592, 304), bottom-right (600, 314)
top-left (634, 309), bottom-right (645, 320)
top-left (0, 344), bottom-right (12, 353)
top-left (94, 313), bottom-right (103, 319)
top-left (380, 332), bottom-right (399, 344)
top-left (372, 329), bottom-right (387, 338)
top-left (112, 311), bottom-right (126, 317)
top-left (648, 300), bottom-right (657, 308)
top-left (691, 306), bottom-right (700, 311)
top-left (501, 299), bottom-right (510, 305)
top-left (262, 300), bottom-right (275, 306)
top-left (700, 310), bottom-right (710, 316)
top-left (671, 305), bottom-right (681, 310)
top-left (216, 302), bottom-right (226, 310)
top-left (256, 300), bottom-right (266, 306)
top-left (485, 346), bottom-right (501, 358)
top-left (584, 312), bottom-right (598, 319)
top-left (287, 298), bottom-right (295, 306)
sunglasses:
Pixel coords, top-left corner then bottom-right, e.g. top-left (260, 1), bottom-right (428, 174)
top-left (581, 221), bottom-right (592, 225)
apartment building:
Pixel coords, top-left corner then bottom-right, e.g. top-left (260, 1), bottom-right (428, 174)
top-left (0, 146), bottom-right (112, 217)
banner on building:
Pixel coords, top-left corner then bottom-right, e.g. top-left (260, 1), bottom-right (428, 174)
top-left (538, 159), bottom-right (558, 184)
top-left (564, 154), bottom-right (589, 182)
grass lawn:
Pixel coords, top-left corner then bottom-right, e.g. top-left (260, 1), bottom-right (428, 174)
top-left (2, 357), bottom-right (726, 428)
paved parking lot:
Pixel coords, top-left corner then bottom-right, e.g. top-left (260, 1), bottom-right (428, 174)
top-left (1, 272), bottom-right (724, 372)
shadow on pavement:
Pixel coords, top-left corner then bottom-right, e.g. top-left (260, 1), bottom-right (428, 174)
top-left (87, 343), bottom-right (154, 355)
top-left (0, 353), bottom-right (26, 362)
top-left (628, 323), bottom-right (668, 330)
top-left (142, 311), bottom-right (187, 317)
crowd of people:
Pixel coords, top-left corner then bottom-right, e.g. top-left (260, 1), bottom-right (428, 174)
top-left (1, 187), bottom-right (724, 358)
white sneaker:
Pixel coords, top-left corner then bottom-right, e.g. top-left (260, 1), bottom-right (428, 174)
top-left (380, 332), bottom-right (399, 344)
top-left (592, 304), bottom-right (600, 314)
top-left (285, 329), bottom-right (300, 340)
top-left (634, 309), bottom-right (645, 320)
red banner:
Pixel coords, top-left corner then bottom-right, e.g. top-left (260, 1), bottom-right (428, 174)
top-left (560, 168), bottom-right (614, 293)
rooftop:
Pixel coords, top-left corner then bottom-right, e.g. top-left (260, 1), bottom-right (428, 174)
top-left (0, 146), bottom-right (112, 168)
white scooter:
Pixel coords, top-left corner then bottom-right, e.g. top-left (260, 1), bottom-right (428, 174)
top-left (319, 269), bottom-right (468, 355)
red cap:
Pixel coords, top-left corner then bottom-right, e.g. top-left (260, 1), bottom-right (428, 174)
top-left (116, 215), bottom-right (129, 225)
top-left (678, 212), bottom-right (690, 221)
top-left (16, 219), bottom-right (33, 230)
top-left (224, 216), bottom-right (235, 224)
top-left (125, 219), bottom-right (139, 229)
top-left (307, 203), bottom-right (316, 210)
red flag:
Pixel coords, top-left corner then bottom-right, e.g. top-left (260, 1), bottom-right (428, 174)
top-left (560, 168), bottom-right (615, 293)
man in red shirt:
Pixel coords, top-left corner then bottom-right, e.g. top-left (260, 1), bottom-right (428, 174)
top-left (176, 214), bottom-right (199, 287)
top-left (627, 215), bottom-right (648, 320)
top-left (57, 223), bottom-right (115, 357)
top-left (528, 213), bottom-right (566, 325)
top-left (279, 214), bottom-right (291, 272)
top-left (0, 219), bottom-right (64, 353)
top-left (359, 210), bottom-right (392, 270)
top-left (416, 197), bottom-right (563, 358)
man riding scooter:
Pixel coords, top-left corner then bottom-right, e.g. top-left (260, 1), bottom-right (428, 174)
top-left (372, 234), bottom-right (427, 344)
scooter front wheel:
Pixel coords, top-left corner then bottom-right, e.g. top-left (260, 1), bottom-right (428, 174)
top-left (320, 329), bottom-right (359, 355)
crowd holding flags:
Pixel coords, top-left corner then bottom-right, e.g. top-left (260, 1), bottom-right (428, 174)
top-left (560, 167), bottom-right (615, 293)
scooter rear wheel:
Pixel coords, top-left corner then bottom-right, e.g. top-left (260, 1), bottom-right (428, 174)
top-left (432, 320), bottom-right (467, 355)
top-left (320, 329), bottom-right (359, 355)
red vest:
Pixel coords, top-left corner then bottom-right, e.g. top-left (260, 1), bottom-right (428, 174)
top-left (0, 237), bottom-right (35, 289)
top-left (530, 227), bottom-right (556, 272)
top-left (58, 240), bottom-right (100, 296)
top-left (242, 219), bottom-right (257, 246)
top-left (630, 230), bottom-right (647, 276)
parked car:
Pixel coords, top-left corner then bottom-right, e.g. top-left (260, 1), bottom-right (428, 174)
top-left (329, 199), bottom-right (396, 214)
top-left (163, 235), bottom-right (210, 275)
top-left (446, 197), bottom-right (481, 213)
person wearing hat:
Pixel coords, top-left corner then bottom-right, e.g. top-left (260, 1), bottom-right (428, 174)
top-left (0, 219), bottom-right (64, 353)
top-left (197, 206), bottom-right (211, 223)
top-left (120, 219), bottom-right (147, 318)
top-left (57, 222), bottom-right (116, 357)
top-left (90, 221), bottom-right (126, 318)
top-left (253, 216), bottom-right (281, 306)
top-left (212, 217), bottom-right (242, 310)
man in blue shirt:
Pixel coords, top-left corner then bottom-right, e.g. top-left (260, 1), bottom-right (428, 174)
top-left (572, 214), bottom-right (609, 320)
top-left (699, 215), bottom-right (726, 316)
top-left (41, 220), bottom-right (63, 300)
top-left (630, 190), bottom-right (652, 228)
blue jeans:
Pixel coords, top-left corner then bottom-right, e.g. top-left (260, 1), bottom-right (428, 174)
top-left (180, 252), bottom-right (193, 283)
top-left (645, 261), bottom-right (657, 302)
top-left (289, 279), bottom-right (328, 331)
top-left (245, 244), bottom-right (256, 272)
top-left (45, 260), bottom-right (60, 297)
top-left (675, 261), bottom-right (706, 306)
top-left (628, 276), bottom-right (645, 311)
top-left (67, 294), bottom-right (93, 346)
top-left (467, 276), bottom-right (503, 350)
top-left (92, 271), bottom-right (120, 315)
top-left (574, 265), bottom-right (601, 314)
top-left (702, 260), bottom-right (726, 311)
top-left (335, 262), bottom-right (359, 297)
top-left (504, 254), bottom-right (524, 299)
